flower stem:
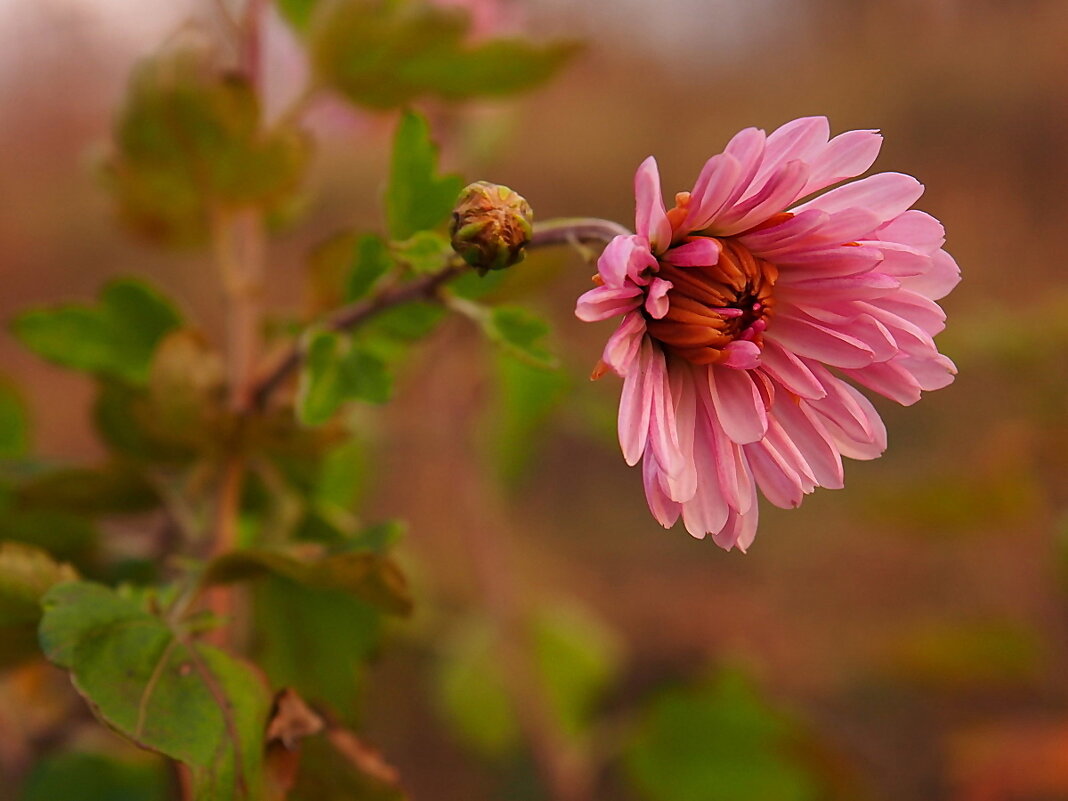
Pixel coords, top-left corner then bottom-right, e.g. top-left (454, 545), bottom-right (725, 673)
top-left (250, 216), bottom-right (627, 410)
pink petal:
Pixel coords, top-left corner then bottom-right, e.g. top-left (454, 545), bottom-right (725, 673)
top-left (646, 346), bottom-right (685, 477)
top-left (802, 129), bottom-right (883, 196)
top-left (842, 361), bottom-right (922, 406)
top-left (685, 153), bottom-right (743, 232)
top-left (716, 160), bottom-right (810, 235)
top-left (617, 340), bottom-right (654, 465)
top-left (898, 352), bottom-right (957, 391)
top-left (721, 340), bottom-right (762, 370)
top-left (712, 506), bottom-right (759, 552)
top-left (753, 116), bottom-right (830, 188)
top-left (875, 209), bottom-right (945, 252)
top-left (679, 413), bottom-right (731, 538)
top-left (772, 395), bottom-right (844, 489)
top-left (900, 248), bottom-right (960, 300)
top-left (707, 366), bottom-right (768, 444)
top-left (738, 209), bottom-right (829, 255)
top-left (575, 284), bottom-right (643, 322)
top-left (759, 341), bottom-right (826, 400)
top-left (773, 244), bottom-right (884, 276)
top-left (666, 366), bottom-right (699, 503)
top-left (642, 455), bottom-right (682, 529)
top-left (601, 312), bottom-right (647, 375)
top-left (745, 434), bottom-right (806, 509)
top-left (634, 157), bottom-right (673, 253)
top-left (796, 171), bottom-right (924, 224)
top-left (766, 314), bottom-right (876, 368)
top-left (662, 237), bottom-right (721, 267)
top-left (644, 277), bottom-right (673, 319)
top-left (596, 234), bottom-right (658, 288)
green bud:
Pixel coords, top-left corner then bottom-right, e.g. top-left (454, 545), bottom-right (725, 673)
top-left (450, 182), bottom-right (534, 275)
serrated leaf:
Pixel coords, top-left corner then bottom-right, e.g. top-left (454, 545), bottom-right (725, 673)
top-left (625, 669), bottom-right (822, 801)
top-left (485, 306), bottom-right (557, 369)
top-left (106, 40), bottom-right (310, 245)
top-left (386, 111), bottom-right (463, 240)
top-left (203, 546), bottom-right (412, 616)
top-left (0, 378), bottom-right (29, 458)
top-left (12, 279), bottom-right (182, 385)
top-left (39, 582), bottom-right (272, 801)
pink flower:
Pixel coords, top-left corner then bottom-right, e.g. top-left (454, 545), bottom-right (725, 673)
top-left (576, 117), bottom-right (959, 551)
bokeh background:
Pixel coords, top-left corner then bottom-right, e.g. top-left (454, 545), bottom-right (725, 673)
top-left (3, 0), bottom-right (1068, 799)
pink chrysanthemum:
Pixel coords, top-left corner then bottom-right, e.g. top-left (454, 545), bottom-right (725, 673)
top-left (576, 117), bottom-right (959, 551)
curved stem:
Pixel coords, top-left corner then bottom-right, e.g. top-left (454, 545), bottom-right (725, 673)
top-left (250, 216), bottom-right (627, 411)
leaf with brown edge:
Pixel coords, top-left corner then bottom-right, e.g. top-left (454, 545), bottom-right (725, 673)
top-left (202, 545), bottom-right (412, 616)
top-left (38, 582), bottom-right (271, 801)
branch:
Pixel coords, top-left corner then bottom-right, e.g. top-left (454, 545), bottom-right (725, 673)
top-left (249, 217), bottom-right (629, 411)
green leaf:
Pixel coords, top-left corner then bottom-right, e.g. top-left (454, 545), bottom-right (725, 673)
top-left (308, 0), bottom-right (576, 109)
top-left (0, 378), bottom-right (29, 458)
top-left (386, 111), bottom-right (463, 240)
top-left (0, 510), bottom-right (98, 567)
top-left (274, 0), bottom-right (320, 30)
top-left (12, 279), bottom-right (182, 385)
top-left (397, 38), bottom-right (580, 100)
top-left (347, 234), bottom-right (394, 301)
top-left (485, 306), bottom-right (557, 369)
top-left (39, 582), bottom-right (272, 801)
top-left (19, 751), bottom-right (170, 801)
top-left (106, 40), bottom-right (310, 245)
top-left (370, 301), bottom-right (445, 342)
top-left (203, 545), bottom-right (412, 616)
top-left (435, 601), bottom-right (621, 756)
top-left (297, 333), bottom-right (395, 425)
top-left (393, 230), bottom-right (453, 275)
top-left (340, 347), bottom-right (393, 404)
top-left (489, 354), bottom-right (567, 484)
top-left (625, 669), bottom-right (821, 801)
top-left (297, 332), bottom-right (347, 426)
top-left (450, 265), bottom-right (509, 299)
top-left (253, 578), bottom-right (382, 721)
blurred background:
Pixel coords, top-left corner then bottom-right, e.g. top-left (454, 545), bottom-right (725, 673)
top-left (3, 0), bottom-right (1068, 799)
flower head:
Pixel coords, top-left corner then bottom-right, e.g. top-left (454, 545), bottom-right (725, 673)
top-left (576, 117), bottom-right (959, 551)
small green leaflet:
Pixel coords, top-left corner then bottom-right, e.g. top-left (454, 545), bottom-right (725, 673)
top-left (296, 332), bottom-right (394, 426)
top-left (387, 111), bottom-right (464, 241)
top-left (484, 306), bottom-right (558, 369)
top-left (12, 279), bottom-right (181, 385)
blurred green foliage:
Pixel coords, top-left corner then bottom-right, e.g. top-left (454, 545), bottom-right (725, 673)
top-left (104, 40), bottom-right (308, 245)
top-left (625, 670), bottom-right (823, 801)
top-left (19, 751), bottom-right (170, 801)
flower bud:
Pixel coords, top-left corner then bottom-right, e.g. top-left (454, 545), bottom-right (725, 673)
top-left (450, 181), bottom-right (534, 274)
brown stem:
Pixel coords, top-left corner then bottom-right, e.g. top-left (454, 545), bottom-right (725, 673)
top-left (250, 261), bottom-right (468, 410)
top-left (250, 217), bottom-right (629, 411)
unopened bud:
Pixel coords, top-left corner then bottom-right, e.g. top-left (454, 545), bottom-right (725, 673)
top-left (450, 181), bottom-right (534, 275)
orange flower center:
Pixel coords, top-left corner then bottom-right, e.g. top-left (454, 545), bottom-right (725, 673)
top-left (645, 237), bottom-right (778, 365)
